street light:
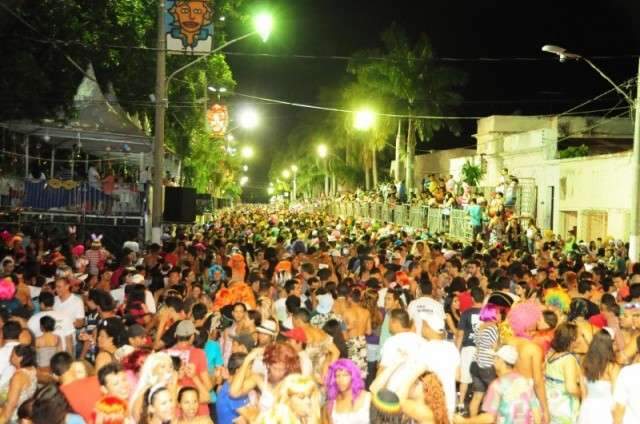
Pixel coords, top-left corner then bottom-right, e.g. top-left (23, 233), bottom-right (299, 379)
top-left (238, 108), bottom-right (260, 129)
top-left (241, 146), bottom-right (255, 159)
top-left (282, 169), bottom-right (291, 179)
top-left (240, 175), bottom-right (249, 186)
top-left (317, 144), bottom-right (328, 159)
top-left (242, 165), bottom-right (249, 172)
top-left (207, 86), bottom-right (228, 93)
top-left (542, 44), bottom-right (640, 261)
top-left (151, 11), bottom-right (274, 243)
top-left (354, 108), bottom-right (376, 131)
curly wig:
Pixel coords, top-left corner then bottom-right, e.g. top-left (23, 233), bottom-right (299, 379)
top-left (325, 359), bottom-right (365, 409)
top-left (507, 302), bottom-right (542, 338)
top-left (263, 342), bottom-right (301, 376)
top-left (422, 372), bottom-right (450, 424)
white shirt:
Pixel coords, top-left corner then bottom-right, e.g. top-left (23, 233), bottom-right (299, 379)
top-left (27, 310), bottom-right (75, 350)
top-left (54, 294), bottom-right (85, 323)
top-left (0, 341), bottom-right (19, 387)
top-left (380, 331), bottom-right (429, 391)
top-left (274, 297), bottom-right (288, 323)
top-left (418, 339), bottom-right (460, 419)
top-left (614, 363), bottom-right (640, 424)
top-left (407, 296), bottom-right (445, 335)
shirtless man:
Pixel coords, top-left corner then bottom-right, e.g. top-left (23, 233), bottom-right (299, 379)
top-left (341, 288), bottom-right (371, 378)
top-left (332, 283), bottom-right (350, 317)
top-left (291, 308), bottom-right (339, 381)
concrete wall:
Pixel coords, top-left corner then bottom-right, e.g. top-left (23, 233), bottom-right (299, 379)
top-left (391, 148), bottom-right (475, 186)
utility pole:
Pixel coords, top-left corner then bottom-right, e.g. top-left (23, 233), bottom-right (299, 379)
top-left (629, 58), bottom-right (640, 262)
top-left (152, 0), bottom-right (166, 244)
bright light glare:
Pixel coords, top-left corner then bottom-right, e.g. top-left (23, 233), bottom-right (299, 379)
top-left (240, 176), bottom-right (249, 186)
top-left (291, 164), bottom-right (298, 172)
top-left (267, 187), bottom-right (275, 195)
top-left (254, 13), bottom-right (273, 42)
top-left (226, 133), bottom-right (235, 142)
top-left (242, 165), bottom-right (249, 172)
top-left (241, 146), bottom-right (254, 159)
top-left (238, 108), bottom-right (259, 129)
top-left (282, 169), bottom-right (291, 179)
top-left (354, 109), bottom-right (376, 130)
top-left (317, 144), bottom-right (328, 159)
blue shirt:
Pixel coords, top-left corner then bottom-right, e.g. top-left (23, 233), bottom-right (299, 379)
top-left (216, 382), bottom-right (249, 424)
top-left (204, 339), bottom-right (224, 402)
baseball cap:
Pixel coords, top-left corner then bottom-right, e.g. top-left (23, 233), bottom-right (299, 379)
top-left (256, 319), bottom-right (278, 337)
top-left (175, 320), bottom-right (197, 337)
top-left (495, 345), bottom-right (518, 365)
top-left (231, 332), bottom-right (256, 351)
top-left (282, 327), bottom-right (307, 344)
top-left (315, 293), bottom-right (334, 315)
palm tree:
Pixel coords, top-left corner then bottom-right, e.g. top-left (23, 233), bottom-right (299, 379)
top-left (348, 23), bottom-right (465, 195)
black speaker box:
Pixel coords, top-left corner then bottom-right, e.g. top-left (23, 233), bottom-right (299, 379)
top-left (163, 187), bottom-right (196, 223)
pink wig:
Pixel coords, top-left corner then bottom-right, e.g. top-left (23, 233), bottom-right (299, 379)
top-left (0, 277), bottom-right (16, 301)
top-left (479, 303), bottom-right (503, 322)
top-left (507, 302), bottom-right (542, 338)
top-left (325, 359), bottom-right (365, 408)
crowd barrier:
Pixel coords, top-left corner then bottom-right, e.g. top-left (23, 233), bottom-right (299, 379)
top-left (326, 200), bottom-right (472, 241)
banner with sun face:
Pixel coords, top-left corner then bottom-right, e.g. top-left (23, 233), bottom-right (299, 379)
top-left (165, 1), bottom-right (214, 55)
top-left (207, 104), bottom-right (229, 137)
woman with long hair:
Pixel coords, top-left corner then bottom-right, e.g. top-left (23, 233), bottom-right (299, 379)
top-left (545, 323), bottom-right (581, 424)
top-left (324, 359), bottom-right (370, 424)
top-left (322, 319), bottom-right (348, 359)
top-left (130, 352), bottom-right (177, 422)
top-left (255, 374), bottom-right (322, 424)
top-left (397, 364), bottom-right (449, 424)
top-left (362, 288), bottom-right (384, 386)
top-left (0, 345), bottom-right (38, 423)
top-left (95, 318), bottom-right (127, 371)
top-left (177, 387), bottom-right (212, 424)
top-left (578, 330), bottom-right (619, 424)
top-left (140, 385), bottom-right (176, 424)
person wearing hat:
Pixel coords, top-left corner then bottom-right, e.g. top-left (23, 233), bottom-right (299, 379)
top-left (231, 332), bottom-right (256, 354)
top-left (282, 327), bottom-right (313, 377)
top-left (167, 320), bottom-right (213, 417)
top-left (453, 345), bottom-right (541, 424)
top-left (256, 319), bottom-right (278, 347)
top-left (309, 289), bottom-right (343, 329)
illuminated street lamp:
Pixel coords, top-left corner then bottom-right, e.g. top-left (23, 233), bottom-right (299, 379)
top-left (317, 144), bottom-right (328, 159)
top-left (282, 169), bottom-right (291, 179)
top-left (240, 175), bottom-right (249, 186)
top-left (241, 146), bottom-right (254, 159)
top-left (242, 165), bottom-right (249, 172)
top-left (238, 108), bottom-right (260, 129)
top-left (267, 187), bottom-right (275, 195)
top-left (254, 12), bottom-right (274, 42)
top-left (354, 108), bottom-right (376, 131)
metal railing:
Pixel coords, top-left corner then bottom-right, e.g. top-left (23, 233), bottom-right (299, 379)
top-left (327, 200), bottom-right (472, 241)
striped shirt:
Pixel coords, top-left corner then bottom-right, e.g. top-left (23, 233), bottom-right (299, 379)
top-left (474, 324), bottom-right (499, 368)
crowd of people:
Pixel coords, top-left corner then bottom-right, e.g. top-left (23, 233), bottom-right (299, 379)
top-left (0, 204), bottom-right (639, 424)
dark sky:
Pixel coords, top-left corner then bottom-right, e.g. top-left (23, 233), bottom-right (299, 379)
top-left (226, 0), bottom-right (640, 200)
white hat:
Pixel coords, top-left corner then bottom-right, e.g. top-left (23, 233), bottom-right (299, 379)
top-left (130, 274), bottom-right (145, 284)
top-left (257, 319), bottom-right (278, 337)
top-left (495, 345), bottom-right (518, 365)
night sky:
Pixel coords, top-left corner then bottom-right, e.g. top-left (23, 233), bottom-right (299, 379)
top-left (226, 0), bottom-right (640, 200)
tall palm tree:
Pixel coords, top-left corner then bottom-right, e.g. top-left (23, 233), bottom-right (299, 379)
top-left (348, 23), bottom-right (465, 195)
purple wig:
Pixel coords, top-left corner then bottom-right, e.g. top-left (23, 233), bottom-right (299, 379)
top-left (325, 359), bottom-right (365, 408)
top-left (507, 302), bottom-right (542, 339)
top-left (479, 303), bottom-right (502, 322)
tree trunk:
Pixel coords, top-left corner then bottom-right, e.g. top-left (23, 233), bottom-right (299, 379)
top-left (364, 153), bottom-right (371, 191)
top-left (394, 120), bottom-right (403, 182)
top-left (372, 147), bottom-right (378, 188)
top-left (406, 118), bottom-right (415, 196)
top-left (331, 173), bottom-right (336, 196)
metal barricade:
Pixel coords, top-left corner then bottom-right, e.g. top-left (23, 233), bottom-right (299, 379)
top-left (427, 208), bottom-right (445, 234)
top-left (394, 204), bottom-right (408, 226)
top-left (371, 202), bottom-right (382, 221)
top-left (361, 202), bottom-right (370, 219)
top-left (345, 202), bottom-right (354, 218)
top-left (449, 209), bottom-right (472, 241)
top-left (381, 203), bottom-right (393, 223)
top-left (409, 206), bottom-right (427, 229)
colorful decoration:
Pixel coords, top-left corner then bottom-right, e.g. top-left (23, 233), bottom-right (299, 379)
top-left (0, 277), bottom-right (16, 301)
top-left (207, 104), bottom-right (230, 136)
top-left (165, 0), bottom-right (214, 54)
top-left (544, 287), bottom-right (571, 313)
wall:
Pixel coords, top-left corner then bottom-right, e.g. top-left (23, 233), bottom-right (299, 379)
top-left (391, 148), bottom-right (475, 185)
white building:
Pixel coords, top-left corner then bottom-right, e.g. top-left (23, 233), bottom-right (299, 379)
top-left (467, 115), bottom-right (633, 241)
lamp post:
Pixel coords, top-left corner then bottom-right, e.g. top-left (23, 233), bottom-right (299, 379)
top-left (542, 45), bottom-right (640, 261)
top-left (290, 165), bottom-right (298, 202)
top-left (151, 10), bottom-right (273, 243)
top-left (317, 144), bottom-right (329, 197)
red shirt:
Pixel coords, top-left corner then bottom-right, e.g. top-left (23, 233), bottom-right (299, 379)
top-left (458, 291), bottom-right (474, 313)
top-left (61, 376), bottom-right (102, 423)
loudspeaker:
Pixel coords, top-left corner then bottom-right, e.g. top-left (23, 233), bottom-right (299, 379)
top-left (163, 187), bottom-right (196, 223)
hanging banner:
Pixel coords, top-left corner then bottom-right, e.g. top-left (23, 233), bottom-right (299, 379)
top-left (165, 1), bottom-right (214, 55)
top-left (207, 104), bottom-right (229, 137)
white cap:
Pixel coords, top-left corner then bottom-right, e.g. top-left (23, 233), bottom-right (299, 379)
top-left (495, 345), bottom-right (518, 365)
top-left (419, 312), bottom-right (445, 333)
top-left (130, 274), bottom-right (145, 284)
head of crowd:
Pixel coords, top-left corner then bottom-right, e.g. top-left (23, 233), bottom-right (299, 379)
top-left (0, 204), bottom-right (639, 424)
